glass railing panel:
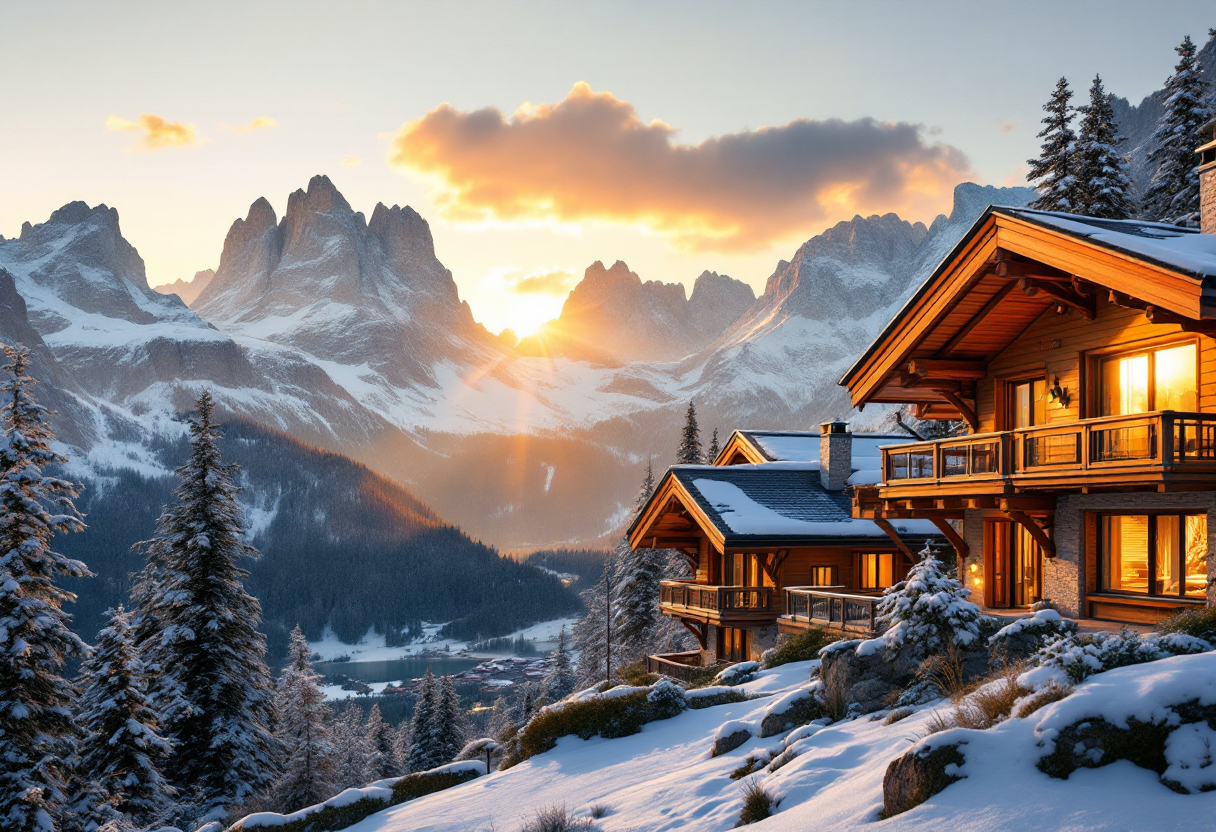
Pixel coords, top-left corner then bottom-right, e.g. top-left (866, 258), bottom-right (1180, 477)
top-left (1092, 423), bottom-right (1156, 462)
top-left (970, 441), bottom-right (1000, 474)
top-left (1025, 432), bottom-right (1081, 467)
top-left (942, 445), bottom-right (968, 477)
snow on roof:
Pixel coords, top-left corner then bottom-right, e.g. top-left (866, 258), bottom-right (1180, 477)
top-left (1002, 207), bottom-right (1216, 279)
top-left (739, 430), bottom-right (915, 463)
top-left (670, 464), bottom-right (940, 545)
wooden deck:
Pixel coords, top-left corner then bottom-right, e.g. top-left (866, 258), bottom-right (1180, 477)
top-left (778, 586), bottom-right (882, 636)
top-left (658, 580), bottom-right (779, 626)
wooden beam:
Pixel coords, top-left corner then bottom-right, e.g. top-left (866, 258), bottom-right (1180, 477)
top-left (937, 388), bottom-right (979, 432)
top-left (907, 358), bottom-right (988, 380)
top-left (929, 517), bottom-right (969, 571)
top-left (993, 259), bottom-right (1070, 279)
top-left (937, 281), bottom-right (1017, 356)
top-left (1003, 510), bottom-right (1056, 559)
top-left (1144, 305), bottom-right (1216, 335)
top-left (1018, 277), bottom-right (1095, 319)
top-left (874, 518), bottom-right (916, 564)
top-left (678, 619), bottom-right (707, 650)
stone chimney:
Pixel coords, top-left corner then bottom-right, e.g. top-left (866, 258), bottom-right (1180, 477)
top-left (819, 420), bottom-right (852, 491)
top-left (1198, 118), bottom-right (1216, 234)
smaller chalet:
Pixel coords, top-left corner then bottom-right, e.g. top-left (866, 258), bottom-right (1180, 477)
top-left (629, 421), bottom-right (949, 674)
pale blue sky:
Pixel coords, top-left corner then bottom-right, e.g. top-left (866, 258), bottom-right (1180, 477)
top-left (3, 1), bottom-right (1213, 334)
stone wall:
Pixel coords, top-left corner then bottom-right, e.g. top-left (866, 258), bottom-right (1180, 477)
top-left (1200, 163), bottom-right (1216, 234)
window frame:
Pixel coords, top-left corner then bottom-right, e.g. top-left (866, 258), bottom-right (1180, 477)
top-left (1093, 510), bottom-right (1208, 599)
top-left (857, 552), bottom-right (895, 591)
top-left (1085, 336), bottom-right (1200, 419)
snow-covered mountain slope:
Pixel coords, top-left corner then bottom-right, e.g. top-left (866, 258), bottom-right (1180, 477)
top-left (340, 656), bottom-right (1216, 832)
top-left (154, 267), bottom-right (213, 305)
top-left (518, 261), bottom-right (755, 362)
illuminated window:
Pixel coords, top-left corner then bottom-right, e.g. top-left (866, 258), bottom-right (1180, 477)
top-left (1098, 512), bottom-right (1207, 597)
top-left (1010, 378), bottom-right (1047, 428)
top-left (808, 566), bottom-right (838, 587)
top-left (1099, 342), bottom-right (1196, 416)
top-left (858, 553), bottom-right (894, 590)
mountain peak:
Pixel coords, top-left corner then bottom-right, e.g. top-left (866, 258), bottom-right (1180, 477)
top-left (369, 202), bottom-right (438, 267)
top-left (285, 174), bottom-right (353, 220)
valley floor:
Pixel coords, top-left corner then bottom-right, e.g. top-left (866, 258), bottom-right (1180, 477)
top-left (349, 661), bottom-right (1215, 832)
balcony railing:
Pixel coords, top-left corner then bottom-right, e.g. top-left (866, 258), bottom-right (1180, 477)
top-left (659, 580), bottom-right (778, 620)
top-left (645, 650), bottom-right (715, 682)
top-left (881, 411), bottom-right (1216, 489)
top-left (781, 586), bottom-right (881, 635)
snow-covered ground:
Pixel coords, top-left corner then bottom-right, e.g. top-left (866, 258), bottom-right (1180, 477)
top-left (342, 658), bottom-right (1216, 832)
top-left (309, 617), bottom-right (581, 664)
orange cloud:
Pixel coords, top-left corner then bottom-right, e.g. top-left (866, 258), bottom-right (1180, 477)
top-left (106, 114), bottom-right (202, 151)
top-left (229, 116), bottom-right (278, 133)
top-left (388, 82), bottom-right (973, 251)
top-left (507, 269), bottom-right (576, 295)
top-left (341, 155), bottom-right (362, 167)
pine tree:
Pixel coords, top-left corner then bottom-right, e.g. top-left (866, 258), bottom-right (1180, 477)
top-left (573, 545), bottom-right (626, 687)
top-left (329, 703), bottom-right (368, 789)
top-left (0, 345), bottom-right (90, 832)
top-left (1144, 36), bottom-right (1214, 221)
top-left (272, 625), bottom-right (336, 812)
top-left (130, 391), bottom-right (280, 823)
top-left (707, 429), bottom-right (721, 463)
top-left (1073, 75), bottom-right (1135, 219)
top-left (406, 669), bottom-right (440, 772)
top-left (392, 717), bottom-right (411, 774)
top-left (634, 459), bottom-right (656, 514)
top-left (675, 401), bottom-right (703, 465)
top-left (876, 542), bottom-right (982, 660)
top-left (509, 681), bottom-right (542, 732)
top-left (364, 704), bottom-right (402, 781)
top-left (433, 676), bottom-right (467, 766)
top-left (612, 541), bottom-right (666, 667)
top-left (73, 606), bottom-right (173, 828)
top-left (1027, 77), bottom-right (1081, 212)
top-left (544, 627), bottom-right (576, 701)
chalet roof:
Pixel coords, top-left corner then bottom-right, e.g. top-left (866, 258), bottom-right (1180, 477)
top-left (656, 462), bottom-right (941, 548)
top-left (840, 203), bottom-right (1216, 412)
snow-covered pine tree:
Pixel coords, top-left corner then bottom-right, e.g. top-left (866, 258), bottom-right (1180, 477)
top-left (329, 703), bottom-right (369, 789)
top-left (406, 668), bottom-right (440, 772)
top-left (1027, 77), bottom-right (1080, 212)
top-left (272, 625), bottom-right (336, 813)
top-left (572, 544), bottom-right (626, 687)
top-left (129, 391), bottom-right (280, 823)
top-left (875, 542), bottom-right (981, 660)
top-left (612, 540), bottom-right (666, 668)
top-left (1073, 74), bottom-right (1135, 220)
top-left (433, 675), bottom-right (467, 766)
top-left (74, 606), bottom-right (173, 829)
top-left (364, 704), bottom-right (402, 781)
top-left (707, 429), bottom-right (721, 463)
top-left (635, 459), bottom-right (656, 514)
top-left (486, 695), bottom-right (515, 742)
top-left (509, 681), bottom-right (542, 732)
top-left (1144, 35), bottom-right (1214, 222)
top-left (544, 626), bottom-right (576, 701)
top-left (392, 717), bottom-right (411, 774)
top-left (675, 401), bottom-right (703, 465)
top-left (0, 344), bottom-right (91, 832)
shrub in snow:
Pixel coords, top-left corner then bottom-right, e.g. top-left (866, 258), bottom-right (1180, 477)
top-left (988, 608), bottom-right (1077, 657)
top-left (764, 626), bottom-right (842, 669)
top-left (390, 762), bottom-right (484, 802)
top-left (646, 679), bottom-right (688, 719)
top-left (1029, 630), bottom-right (1210, 686)
top-left (505, 689), bottom-right (655, 768)
top-left (1156, 603), bottom-right (1216, 643)
top-left (713, 661), bottom-right (760, 686)
top-left (518, 803), bottom-right (594, 832)
top-left (684, 686), bottom-right (750, 709)
top-left (875, 543), bottom-right (981, 661)
top-left (455, 738), bottom-right (505, 764)
top-left (737, 779), bottom-right (780, 825)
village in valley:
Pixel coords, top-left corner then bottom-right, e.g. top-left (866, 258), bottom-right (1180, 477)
top-left (7, 4), bottom-right (1216, 832)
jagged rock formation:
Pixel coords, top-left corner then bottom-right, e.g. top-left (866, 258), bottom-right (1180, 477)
top-left (517, 261), bottom-right (755, 362)
top-left (155, 268), bottom-right (214, 305)
top-left (194, 175), bottom-right (499, 388)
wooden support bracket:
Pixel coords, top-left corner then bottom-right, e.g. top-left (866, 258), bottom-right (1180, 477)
top-left (874, 518), bottom-right (916, 564)
top-left (1018, 278), bottom-right (1095, 319)
top-left (937, 388), bottom-right (980, 432)
top-left (1003, 510), bottom-right (1056, 559)
top-left (929, 517), bottom-right (969, 565)
top-left (679, 619), bottom-right (708, 650)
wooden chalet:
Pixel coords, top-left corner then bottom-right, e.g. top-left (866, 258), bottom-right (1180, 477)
top-left (628, 422), bottom-right (948, 673)
top-left (841, 132), bottom-right (1216, 625)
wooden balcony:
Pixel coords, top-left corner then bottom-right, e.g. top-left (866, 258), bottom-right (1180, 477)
top-left (644, 650), bottom-right (721, 683)
top-left (876, 411), bottom-right (1216, 499)
top-left (779, 586), bottom-right (881, 636)
top-left (658, 580), bottom-right (779, 626)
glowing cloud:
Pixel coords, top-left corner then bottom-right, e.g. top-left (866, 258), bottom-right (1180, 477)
top-left (106, 114), bottom-right (202, 151)
top-left (388, 82), bottom-right (973, 251)
top-left (229, 116), bottom-right (278, 133)
top-left (508, 269), bottom-right (576, 295)
top-left (341, 155), bottom-right (363, 167)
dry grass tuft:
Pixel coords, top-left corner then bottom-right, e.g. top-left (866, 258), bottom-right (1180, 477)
top-left (1011, 682), bottom-right (1073, 719)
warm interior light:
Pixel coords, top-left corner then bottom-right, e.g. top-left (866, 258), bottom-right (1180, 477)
top-left (968, 563), bottom-right (978, 573)
top-left (972, 577), bottom-right (982, 587)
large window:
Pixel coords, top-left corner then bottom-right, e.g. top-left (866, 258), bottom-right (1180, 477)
top-left (1010, 378), bottom-right (1047, 429)
top-left (808, 566), bottom-right (838, 586)
top-left (1099, 342), bottom-right (1197, 416)
top-left (1098, 512), bottom-right (1207, 598)
top-left (858, 553), bottom-right (894, 590)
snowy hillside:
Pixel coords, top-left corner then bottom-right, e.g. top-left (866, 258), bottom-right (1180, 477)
top-left (324, 655), bottom-right (1216, 832)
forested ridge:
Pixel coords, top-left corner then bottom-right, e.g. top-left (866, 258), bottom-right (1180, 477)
top-left (60, 419), bottom-right (582, 660)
